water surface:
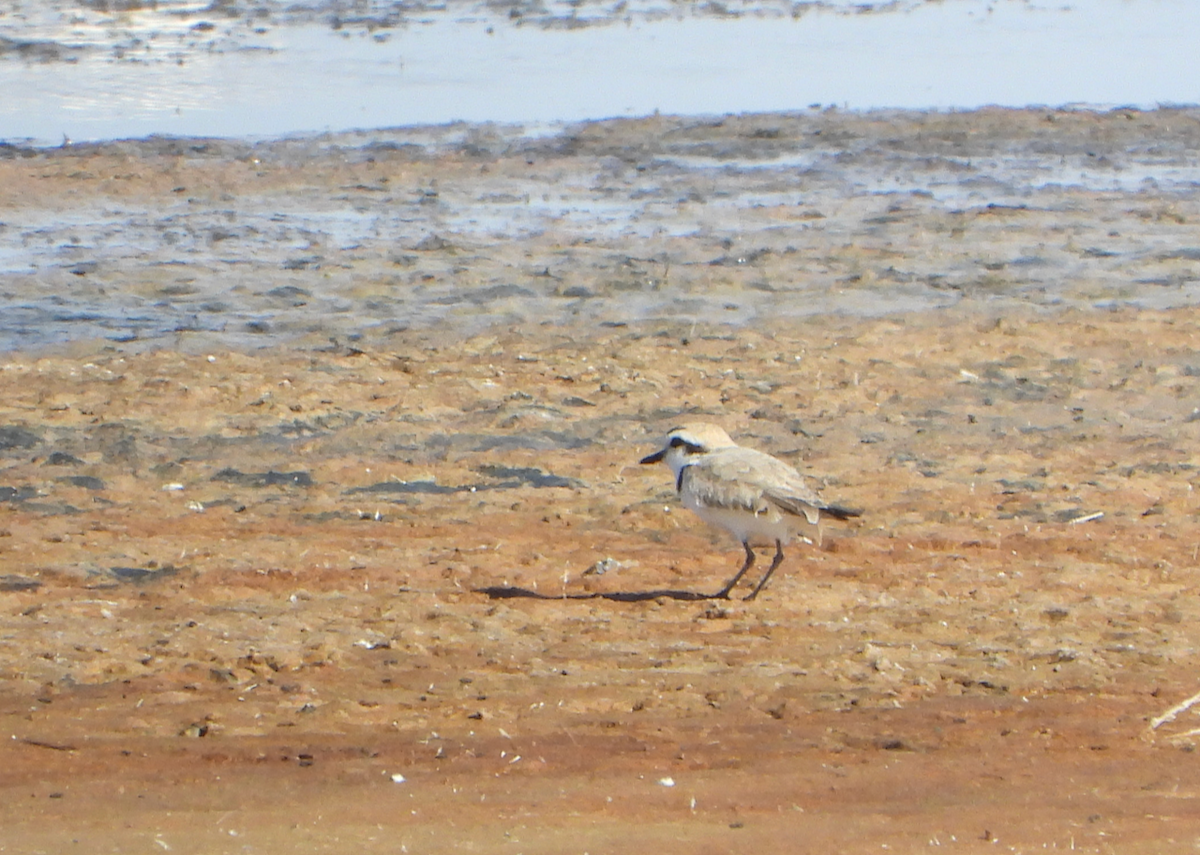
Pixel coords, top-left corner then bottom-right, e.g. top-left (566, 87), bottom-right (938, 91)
top-left (1, 0), bottom-right (1198, 144)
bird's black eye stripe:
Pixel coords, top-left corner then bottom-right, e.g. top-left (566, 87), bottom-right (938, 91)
top-left (668, 437), bottom-right (704, 453)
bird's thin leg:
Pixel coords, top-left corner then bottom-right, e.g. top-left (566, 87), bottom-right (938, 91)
top-left (744, 539), bottom-right (786, 601)
top-left (714, 541), bottom-right (756, 599)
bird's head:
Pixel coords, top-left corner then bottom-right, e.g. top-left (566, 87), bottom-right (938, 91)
top-left (639, 423), bottom-right (736, 479)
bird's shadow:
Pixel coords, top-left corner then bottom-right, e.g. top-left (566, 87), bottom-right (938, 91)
top-left (474, 585), bottom-right (717, 602)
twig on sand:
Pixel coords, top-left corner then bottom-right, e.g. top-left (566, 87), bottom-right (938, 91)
top-left (1150, 687), bottom-right (1200, 731)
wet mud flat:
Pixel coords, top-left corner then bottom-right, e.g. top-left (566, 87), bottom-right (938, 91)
top-left (6, 107), bottom-right (1200, 351)
top-left (4, 110), bottom-right (1200, 851)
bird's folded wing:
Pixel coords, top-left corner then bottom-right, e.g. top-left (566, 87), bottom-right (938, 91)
top-left (762, 489), bottom-right (825, 524)
top-left (687, 450), bottom-right (828, 524)
top-left (678, 461), bottom-right (763, 512)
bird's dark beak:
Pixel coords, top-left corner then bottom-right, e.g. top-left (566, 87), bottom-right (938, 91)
top-left (639, 449), bottom-right (665, 465)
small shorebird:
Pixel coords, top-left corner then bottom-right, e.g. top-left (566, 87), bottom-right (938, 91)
top-left (640, 423), bottom-right (861, 600)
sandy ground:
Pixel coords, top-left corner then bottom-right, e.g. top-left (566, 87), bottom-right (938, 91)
top-left (4, 110), bottom-right (1200, 852)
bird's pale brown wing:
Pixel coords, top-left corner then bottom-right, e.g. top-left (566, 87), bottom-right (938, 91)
top-left (761, 460), bottom-right (863, 522)
top-left (677, 457), bottom-right (764, 513)
top-left (724, 444), bottom-right (859, 523)
top-left (686, 447), bottom-right (829, 524)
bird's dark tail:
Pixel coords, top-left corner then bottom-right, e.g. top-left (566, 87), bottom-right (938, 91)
top-left (822, 504), bottom-right (863, 521)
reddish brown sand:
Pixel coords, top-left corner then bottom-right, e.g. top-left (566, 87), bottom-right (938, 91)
top-left (6, 109), bottom-right (1200, 853)
top-left (2, 309), bottom-right (1200, 853)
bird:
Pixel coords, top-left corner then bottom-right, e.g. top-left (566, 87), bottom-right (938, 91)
top-left (639, 423), bottom-right (861, 600)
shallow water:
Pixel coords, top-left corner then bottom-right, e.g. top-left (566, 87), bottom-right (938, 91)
top-left (2, 0), bottom-right (1200, 144)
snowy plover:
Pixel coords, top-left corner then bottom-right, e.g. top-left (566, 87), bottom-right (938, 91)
top-left (640, 423), bottom-right (860, 600)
